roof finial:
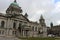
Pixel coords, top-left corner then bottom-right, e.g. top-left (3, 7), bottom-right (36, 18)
top-left (25, 13), bottom-right (28, 18)
top-left (14, 0), bottom-right (17, 3)
top-left (40, 14), bottom-right (44, 19)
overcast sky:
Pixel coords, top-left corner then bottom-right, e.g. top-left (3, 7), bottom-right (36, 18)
top-left (0, 0), bottom-right (60, 26)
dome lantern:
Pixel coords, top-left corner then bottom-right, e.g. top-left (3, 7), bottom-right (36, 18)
top-left (14, 0), bottom-right (17, 3)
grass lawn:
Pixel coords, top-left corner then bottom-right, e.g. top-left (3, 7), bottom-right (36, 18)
top-left (19, 37), bottom-right (60, 40)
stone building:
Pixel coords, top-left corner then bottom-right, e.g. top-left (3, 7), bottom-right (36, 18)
top-left (0, 0), bottom-right (47, 40)
top-left (48, 22), bottom-right (60, 37)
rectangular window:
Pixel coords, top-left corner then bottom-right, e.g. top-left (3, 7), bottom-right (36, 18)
top-left (0, 30), bottom-right (4, 35)
top-left (32, 27), bottom-right (34, 31)
top-left (12, 31), bottom-right (16, 35)
top-left (0, 30), bottom-right (1, 34)
top-left (35, 27), bottom-right (37, 31)
top-left (24, 22), bottom-right (27, 24)
top-left (2, 31), bottom-right (4, 34)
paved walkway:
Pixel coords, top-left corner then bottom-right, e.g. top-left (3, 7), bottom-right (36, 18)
top-left (0, 37), bottom-right (21, 40)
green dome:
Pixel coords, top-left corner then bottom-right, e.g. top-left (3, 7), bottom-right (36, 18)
top-left (11, 2), bottom-right (19, 7)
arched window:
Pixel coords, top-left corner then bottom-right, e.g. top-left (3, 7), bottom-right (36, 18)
top-left (13, 22), bottom-right (16, 29)
top-left (1, 21), bottom-right (5, 28)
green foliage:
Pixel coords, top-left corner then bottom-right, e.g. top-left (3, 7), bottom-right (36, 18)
top-left (19, 37), bottom-right (60, 40)
top-left (26, 37), bottom-right (55, 40)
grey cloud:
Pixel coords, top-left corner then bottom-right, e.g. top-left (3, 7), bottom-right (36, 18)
top-left (0, 0), bottom-right (60, 26)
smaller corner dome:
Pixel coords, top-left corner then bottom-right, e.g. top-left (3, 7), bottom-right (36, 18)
top-left (10, 0), bottom-right (19, 7)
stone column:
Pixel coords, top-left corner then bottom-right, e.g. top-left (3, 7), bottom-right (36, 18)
top-left (23, 31), bottom-right (24, 37)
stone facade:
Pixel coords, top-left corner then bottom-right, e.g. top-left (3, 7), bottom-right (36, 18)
top-left (0, 0), bottom-right (47, 39)
top-left (47, 22), bottom-right (60, 37)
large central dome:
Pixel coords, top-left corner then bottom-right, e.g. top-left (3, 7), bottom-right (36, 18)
top-left (11, 2), bottom-right (19, 7)
top-left (11, 1), bottom-right (19, 7)
top-left (6, 0), bottom-right (23, 14)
